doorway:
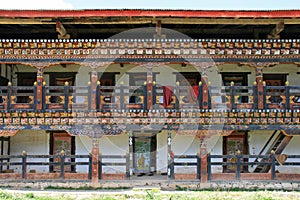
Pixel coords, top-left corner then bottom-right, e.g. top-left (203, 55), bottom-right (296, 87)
top-left (223, 131), bottom-right (248, 173)
top-left (132, 132), bottom-right (157, 176)
top-left (49, 131), bottom-right (75, 172)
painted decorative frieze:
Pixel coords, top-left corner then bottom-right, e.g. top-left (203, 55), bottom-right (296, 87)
top-left (0, 39), bottom-right (300, 63)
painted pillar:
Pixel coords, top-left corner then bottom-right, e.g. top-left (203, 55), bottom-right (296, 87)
top-left (35, 67), bottom-right (44, 110)
top-left (201, 67), bottom-right (209, 109)
top-left (146, 66), bottom-right (154, 109)
top-left (255, 67), bottom-right (264, 109)
top-left (91, 138), bottom-right (99, 183)
top-left (90, 66), bottom-right (98, 110)
top-left (198, 131), bottom-right (208, 182)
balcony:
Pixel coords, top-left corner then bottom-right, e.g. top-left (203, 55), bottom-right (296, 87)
top-left (0, 82), bottom-right (299, 112)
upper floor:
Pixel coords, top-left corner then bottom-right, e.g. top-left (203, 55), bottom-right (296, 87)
top-left (1, 61), bottom-right (300, 113)
top-left (0, 38), bottom-right (299, 132)
top-left (0, 9), bottom-right (300, 39)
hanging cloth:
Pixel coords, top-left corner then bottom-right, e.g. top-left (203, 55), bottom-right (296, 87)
top-left (162, 86), bottom-right (174, 108)
top-left (187, 86), bottom-right (199, 103)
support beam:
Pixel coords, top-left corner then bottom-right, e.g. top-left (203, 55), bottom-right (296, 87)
top-left (154, 20), bottom-right (166, 39)
top-left (268, 21), bottom-right (284, 39)
top-left (56, 21), bottom-right (70, 39)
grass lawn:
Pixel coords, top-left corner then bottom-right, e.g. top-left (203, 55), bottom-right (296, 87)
top-left (1, 189), bottom-right (300, 200)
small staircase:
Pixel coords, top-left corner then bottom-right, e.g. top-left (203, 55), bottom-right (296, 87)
top-left (254, 130), bottom-right (292, 173)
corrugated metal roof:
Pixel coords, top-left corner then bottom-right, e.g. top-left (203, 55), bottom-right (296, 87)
top-left (0, 9), bottom-right (300, 18)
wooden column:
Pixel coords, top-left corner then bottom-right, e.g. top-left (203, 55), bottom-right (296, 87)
top-left (146, 66), bottom-right (154, 109)
top-left (91, 138), bottom-right (99, 183)
top-left (90, 67), bottom-right (98, 110)
top-left (255, 67), bottom-right (264, 109)
top-left (198, 131), bottom-right (208, 183)
top-left (201, 67), bottom-right (209, 109)
top-left (35, 67), bottom-right (44, 110)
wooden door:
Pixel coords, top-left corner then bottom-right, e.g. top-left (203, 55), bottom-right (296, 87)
top-left (133, 135), bottom-right (156, 175)
top-left (223, 132), bottom-right (248, 173)
top-left (50, 132), bottom-right (75, 172)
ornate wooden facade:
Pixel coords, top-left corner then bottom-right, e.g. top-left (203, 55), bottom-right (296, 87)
top-left (0, 9), bottom-right (300, 183)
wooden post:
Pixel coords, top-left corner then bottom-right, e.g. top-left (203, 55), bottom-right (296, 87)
top-left (207, 153), bottom-right (211, 180)
top-left (199, 81), bottom-right (203, 109)
top-left (199, 132), bottom-right (208, 182)
top-left (146, 66), bottom-right (154, 109)
top-left (35, 67), bottom-right (44, 110)
top-left (7, 82), bottom-right (11, 111)
top-left (197, 152), bottom-right (201, 180)
top-left (64, 81), bottom-right (69, 111)
top-left (22, 150), bottom-right (27, 179)
top-left (200, 148), bottom-right (208, 182)
top-left (230, 81), bottom-right (235, 109)
top-left (152, 81), bottom-right (156, 109)
top-left (90, 67), bottom-right (98, 110)
top-left (285, 81), bottom-right (290, 110)
top-left (253, 81), bottom-right (258, 109)
top-left (126, 152), bottom-right (130, 179)
top-left (236, 150), bottom-right (241, 180)
top-left (201, 67), bottom-right (210, 109)
top-left (91, 138), bottom-right (99, 183)
top-left (96, 81), bottom-right (101, 111)
top-left (60, 149), bottom-right (65, 179)
top-left (271, 150), bottom-right (276, 180)
top-left (98, 151), bottom-right (102, 179)
top-left (88, 152), bottom-right (92, 180)
top-left (255, 67), bottom-right (264, 109)
top-left (263, 81), bottom-right (267, 109)
top-left (120, 82), bottom-right (124, 110)
top-left (143, 82), bottom-right (148, 110)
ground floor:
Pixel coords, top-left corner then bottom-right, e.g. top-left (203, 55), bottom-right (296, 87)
top-left (0, 129), bottom-right (299, 182)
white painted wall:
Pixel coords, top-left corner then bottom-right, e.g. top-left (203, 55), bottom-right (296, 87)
top-left (99, 134), bottom-right (128, 174)
top-left (75, 135), bottom-right (92, 173)
top-left (10, 130), bottom-right (49, 173)
top-left (157, 131), bottom-right (168, 173)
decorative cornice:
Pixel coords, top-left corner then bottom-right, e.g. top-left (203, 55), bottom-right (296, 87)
top-left (0, 39), bottom-right (299, 64)
top-left (240, 62), bottom-right (279, 68)
top-left (20, 62), bottom-right (61, 68)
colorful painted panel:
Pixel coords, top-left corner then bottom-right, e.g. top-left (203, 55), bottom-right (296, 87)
top-left (134, 137), bottom-right (151, 173)
top-left (53, 133), bottom-right (71, 172)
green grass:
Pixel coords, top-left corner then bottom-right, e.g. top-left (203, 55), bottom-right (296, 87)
top-left (0, 190), bottom-right (300, 200)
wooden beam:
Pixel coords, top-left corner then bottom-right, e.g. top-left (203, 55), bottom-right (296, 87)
top-left (56, 21), bottom-right (70, 39)
top-left (1, 17), bottom-right (300, 25)
top-left (268, 21), bottom-right (285, 39)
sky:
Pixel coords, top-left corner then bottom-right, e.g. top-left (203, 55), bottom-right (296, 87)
top-left (1, 0), bottom-right (300, 10)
